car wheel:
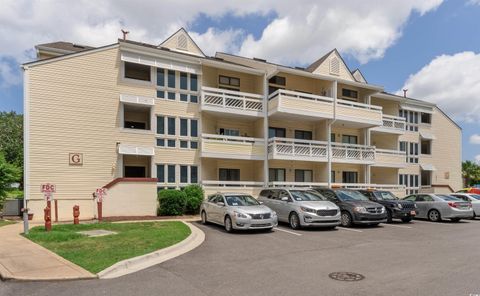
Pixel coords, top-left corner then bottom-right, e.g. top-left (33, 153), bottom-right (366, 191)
top-left (370, 223), bottom-right (380, 227)
top-left (401, 217), bottom-right (412, 223)
top-left (224, 216), bottom-right (234, 233)
top-left (386, 209), bottom-right (393, 223)
top-left (289, 212), bottom-right (301, 230)
top-left (451, 218), bottom-right (461, 222)
top-left (428, 209), bottom-right (441, 222)
top-left (340, 211), bottom-right (353, 227)
top-left (201, 211), bottom-right (208, 224)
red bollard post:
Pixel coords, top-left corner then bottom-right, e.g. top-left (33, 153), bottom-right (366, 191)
top-left (97, 201), bottom-right (102, 222)
top-left (44, 207), bottom-right (52, 231)
top-left (73, 205), bottom-right (80, 224)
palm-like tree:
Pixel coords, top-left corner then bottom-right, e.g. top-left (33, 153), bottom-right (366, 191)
top-left (462, 160), bottom-right (480, 187)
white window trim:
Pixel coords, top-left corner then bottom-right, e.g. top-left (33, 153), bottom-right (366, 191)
top-left (121, 61), bottom-right (155, 86)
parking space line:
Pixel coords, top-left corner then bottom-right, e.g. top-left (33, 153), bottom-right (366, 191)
top-left (382, 224), bottom-right (412, 229)
top-left (337, 227), bottom-right (363, 233)
top-left (274, 227), bottom-right (302, 236)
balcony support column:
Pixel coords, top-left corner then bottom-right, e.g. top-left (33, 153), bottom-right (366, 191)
top-left (263, 73), bottom-right (269, 187)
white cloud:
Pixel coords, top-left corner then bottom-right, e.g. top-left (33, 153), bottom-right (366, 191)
top-left (475, 155), bottom-right (480, 164)
top-left (470, 134), bottom-right (480, 144)
top-left (0, 0), bottom-right (443, 87)
top-left (399, 52), bottom-right (480, 123)
top-left (467, 0), bottom-right (480, 5)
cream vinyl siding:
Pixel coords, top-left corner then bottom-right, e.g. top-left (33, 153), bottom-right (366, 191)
top-left (331, 163), bottom-right (365, 183)
top-left (103, 181), bottom-right (157, 217)
top-left (371, 167), bottom-right (398, 184)
top-left (331, 127), bottom-right (365, 144)
top-left (371, 97), bottom-right (401, 116)
top-left (202, 65), bottom-right (264, 94)
top-left (371, 133), bottom-right (399, 150)
top-left (335, 104), bottom-right (382, 124)
top-left (202, 141), bottom-right (264, 159)
top-left (268, 160), bottom-right (327, 182)
top-left (375, 153), bottom-right (405, 168)
top-left (275, 72), bottom-right (333, 96)
top-left (202, 114), bottom-right (263, 138)
top-left (274, 96), bottom-right (334, 119)
top-left (204, 187), bottom-right (262, 198)
top-left (201, 159), bottom-right (264, 182)
top-left (269, 119), bottom-right (326, 140)
top-left (310, 52), bottom-right (355, 81)
top-left (27, 47), bottom-right (158, 220)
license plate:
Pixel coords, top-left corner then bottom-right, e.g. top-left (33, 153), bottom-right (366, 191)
top-left (410, 210), bottom-right (416, 216)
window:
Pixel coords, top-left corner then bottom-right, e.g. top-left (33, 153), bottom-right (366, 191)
top-left (295, 130), bottom-right (312, 140)
top-left (124, 121), bottom-right (146, 129)
top-left (331, 171), bottom-right (336, 183)
top-left (421, 140), bottom-right (431, 155)
top-left (399, 141), bottom-right (407, 152)
top-left (157, 165), bottom-right (165, 183)
top-left (180, 72), bottom-right (188, 90)
top-left (156, 68), bottom-right (165, 87)
top-left (180, 94), bottom-right (188, 102)
top-left (156, 138), bottom-right (165, 147)
top-left (180, 140), bottom-right (188, 148)
top-left (219, 168), bottom-right (240, 181)
top-left (399, 174), bottom-right (420, 191)
top-left (123, 104), bottom-right (151, 130)
top-left (269, 168), bottom-right (286, 182)
top-left (167, 165), bottom-right (176, 183)
top-left (167, 139), bottom-right (176, 148)
top-left (157, 116), bottom-right (165, 134)
top-left (168, 117), bottom-right (176, 135)
top-left (191, 74), bottom-right (198, 91)
top-left (421, 170), bottom-right (432, 186)
top-left (180, 166), bottom-right (188, 183)
top-left (342, 135), bottom-right (358, 144)
top-left (330, 133), bottom-right (336, 142)
top-left (124, 166), bottom-right (146, 178)
top-left (269, 127), bottom-right (286, 138)
top-left (191, 166), bottom-right (198, 183)
top-left (421, 113), bottom-right (431, 124)
top-left (268, 85), bottom-right (285, 95)
top-left (168, 70), bottom-right (176, 88)
top-left (219, 75), bottom-right (240, 88)
top-left (219, 128), bottom-right (240, 137)
top-left (268, 76), bottom-right (286, 86)
top-left (191, 120), bottom-right (198, 137)
top-left (342, 171), bottom-right (358, 183)
top-left (180, 119), bottom-right (188, 136)
top-left (124, 62), bottom-right (151, 81)
top-left (191, 95), bottom-right (198, 103)
top-left (342, 89), bottom-right (358, 100)
top-left (167, 92), bottom-right (176, 100)
top-left (405, 142), bottom-right (419, 163)
top-left (399, 110), bottom-right (419, 132)
top-left (295, 170), bottom-right (312, 182)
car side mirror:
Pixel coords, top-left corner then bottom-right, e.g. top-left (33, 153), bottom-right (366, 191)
top-left (281, 197), bottom-right (289, 202)
top-left (216, 202), bottom-right (225, 207)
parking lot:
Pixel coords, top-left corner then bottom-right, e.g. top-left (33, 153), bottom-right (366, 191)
top-left (2, 219), bottom-right (480, 296)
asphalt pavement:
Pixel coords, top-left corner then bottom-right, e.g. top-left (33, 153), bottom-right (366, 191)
top-left (1, 219), bottom-right (480, 296)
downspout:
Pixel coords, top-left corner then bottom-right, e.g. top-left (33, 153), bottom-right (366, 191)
top-left (22, 65), bottom-right (30, 234)
top-left (327, 80), bottom-right (338, 188)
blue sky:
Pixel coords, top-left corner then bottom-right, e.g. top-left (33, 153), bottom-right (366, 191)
top-left (0, 0), bottom-right (479, 161)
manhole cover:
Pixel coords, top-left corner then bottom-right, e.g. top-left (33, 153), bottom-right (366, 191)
top-left (328, 272), bottom-right (365, 282)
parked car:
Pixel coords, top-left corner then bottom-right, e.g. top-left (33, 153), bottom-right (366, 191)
top-left (200, 193), bottom-right (278, 232)
top-left (403, 194), bottom-right (474, 222)
top-left (258, 188), bottom-right (341, 230)
top-left (312, 187), bottom-right (387, 227)
top-left (457, 187), bottom-right (480, 194)
top-left (450, 193), bottom-right (480, 218)
top-left (358, 190), bottom-right (417, 223)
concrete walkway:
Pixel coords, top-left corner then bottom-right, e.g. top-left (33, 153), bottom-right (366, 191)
top-left (0, 223), bottom-right (96, 281)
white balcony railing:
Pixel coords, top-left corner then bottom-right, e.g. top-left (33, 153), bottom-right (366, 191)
top-left (201, 133), bottom-right (265, 160)
top-left (337, 99), bottom-right (382, 112)
top-left (268, 138), bottom-right (328, 161)
top-left (202, 133), bottom-right (264, 145)
top-left (268, 89), bottom-right (334, 104)
top-left (118, 144), bottom-right (155, 156)
top-left (331, 142), bottom-right (376, 162)
top-left (376, 148), bottom-right (406, 157)
top-left (268, 182), bottom-right (405, 191)
top-left (201, 86), bottom-right (264, 116)
top-left (381, 115), bottom-right (406, 131)
top-left (202, 180), bottom-right (264, 188)
top-left (120, 94), bottom-right (155, 106)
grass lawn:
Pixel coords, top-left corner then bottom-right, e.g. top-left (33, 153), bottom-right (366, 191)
top-left (0, 220), bottom-right (15, 227)
top-left (25, 221), bottom-right (191, 273)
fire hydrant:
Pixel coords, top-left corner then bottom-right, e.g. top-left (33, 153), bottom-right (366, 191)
top-left (73, 205), bottom-right (80, 224)
top-left (44, 207), bottom-right (52, 231)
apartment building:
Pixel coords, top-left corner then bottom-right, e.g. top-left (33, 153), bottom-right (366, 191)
top-left (23, 28), bottom-right (462, 221)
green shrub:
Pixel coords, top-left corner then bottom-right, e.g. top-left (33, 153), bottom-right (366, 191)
top-left (183, 184), bottom-right (204, 214)
top-left (158, 190), bottom-right (187, 216)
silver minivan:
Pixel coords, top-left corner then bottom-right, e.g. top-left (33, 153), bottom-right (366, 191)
top-left (258, 188), bottom-right (341, 229)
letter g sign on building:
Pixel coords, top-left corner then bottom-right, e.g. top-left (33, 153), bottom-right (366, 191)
top-left (69, 153), bottom-right (83, 165)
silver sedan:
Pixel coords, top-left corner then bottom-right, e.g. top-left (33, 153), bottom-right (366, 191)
top-left (200, 193), bottom-right (278, 232)
top-left (451, 193), bottom-right (480, 218)
top-left (403, 193), bottom-right (474, 222)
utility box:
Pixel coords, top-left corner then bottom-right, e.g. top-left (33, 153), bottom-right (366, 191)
top-left (3, 199), bottom-right (22, 216)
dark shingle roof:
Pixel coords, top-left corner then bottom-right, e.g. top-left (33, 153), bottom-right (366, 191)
top-left (35, 42), bottom-right (94, 53)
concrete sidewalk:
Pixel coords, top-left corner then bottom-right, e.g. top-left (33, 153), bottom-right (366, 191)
top-left (0, 223), bottom-right (96, 281)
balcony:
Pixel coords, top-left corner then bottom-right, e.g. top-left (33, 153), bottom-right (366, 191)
top-left (268, 138), bottom-right (328, 162)
top-left (331, 142), bottom-right (376, 164)
top-left (335, 99), bottom-right (383, 126)
top-left (373, 149), bottom-right (407, 168)
top-left (201, 133), bottom-right (265, 160)
top-left (200, 86), bottom-right (264, 117)
top-left (268, 89), bottom-right (334, 119)
top-left (120, 94), bottom-right (155, 106)
top-left (371, 115), bottom-right (406, 134)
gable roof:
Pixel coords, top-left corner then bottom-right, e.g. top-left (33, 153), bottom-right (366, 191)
top-left (306, 48), bottom-right (356, 82)
top-left (159, 27), bottom-right (205, 57)
top-left (35, 41), bottom-right (94, 53)
top-left (306, 49), bottom-right (335, 72)
top-left (352, 69), bottom-right (367, 83)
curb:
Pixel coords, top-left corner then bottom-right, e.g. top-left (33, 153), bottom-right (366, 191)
top-left (97, 221), bottom-right (205, 279)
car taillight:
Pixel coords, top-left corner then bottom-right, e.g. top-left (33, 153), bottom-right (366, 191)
top-left (448, 202), bottom-right (458, 208)
top-left (467, 203), bottom-right (472, 208)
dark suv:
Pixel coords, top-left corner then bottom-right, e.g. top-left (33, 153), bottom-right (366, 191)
top-left (312, 187), bottom-right (387, 227)
top-left (358, 190), bottom-right (417, 223)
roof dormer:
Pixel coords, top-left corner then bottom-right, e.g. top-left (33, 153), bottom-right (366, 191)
top-left (158, 28), bottom-right (205, 57)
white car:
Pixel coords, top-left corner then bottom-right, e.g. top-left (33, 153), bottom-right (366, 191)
top-left (451, 193), bottom-right (480, 218)
top-left (200, 193), bottom-right (278, 232)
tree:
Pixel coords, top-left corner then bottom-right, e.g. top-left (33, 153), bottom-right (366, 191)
top-left (0, 153), bottom-right (21, 198)
top-left (462, 160), bottom-right (480, 187)
top-left (0, 111), bottom-right (23, 186)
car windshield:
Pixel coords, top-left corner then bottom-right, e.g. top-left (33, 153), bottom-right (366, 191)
top-left (437, 195), bottom-right (462, 201)
top-left (225, 195), bottom-right (260, 206)
top-left (470, 194), bottom-right (480, 200)
top-left (290, 190), bottom-right (325, 201)
top-left (374, 191), bottom-right (398, 200)
top-left (336, 190), bottom-right (370, 201)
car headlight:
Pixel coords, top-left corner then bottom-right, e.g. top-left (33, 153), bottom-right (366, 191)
top-left (271, 211), bottom-right (277, 217)
top-left (380, 206), bottom-right (386, 213)
top-left (353, 206), bottom-right (368, 214)
top-left (300, 206), bottom-right (316, 213)
top-left (414, 203), bottom-right (418, 209)
top-left (396, 203), bottom-right (403, 209)
top-left (234, 211), bottom-right (249, 219)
